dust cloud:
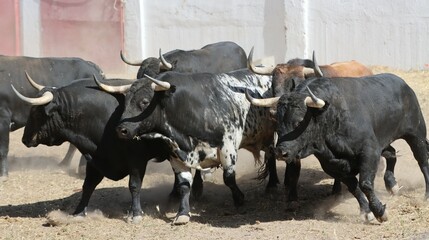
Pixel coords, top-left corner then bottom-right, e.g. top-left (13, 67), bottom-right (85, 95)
top-left (45, 209), bottom-right (105, 226)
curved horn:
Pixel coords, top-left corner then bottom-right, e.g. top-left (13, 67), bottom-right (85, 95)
top-left (25, 71), bottom-right (45, 91)
top-left (312, 51), bottom-right (324, 77)
top-left (304, 86), bottom-right (325, 108)
top-left (247, 46), bottom-right (275, 75)
top-left (120, 50), bottom-right (143, 66)
top-left (93, 74), bottom-right (131, 94)
top-left (245, 89), bottom-right (279, 107)
top-left (11, 84), bottom-right (53, 105)
top-left (159, 48), bottom-right (173, 70)
top-left (144, 74), bottom-right (171, 91)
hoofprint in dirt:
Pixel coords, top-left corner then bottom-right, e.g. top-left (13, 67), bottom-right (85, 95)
top-left (1, 68), bottom-right (429, 239)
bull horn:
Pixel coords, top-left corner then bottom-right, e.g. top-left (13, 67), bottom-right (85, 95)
top-left (245, 89), bottom-right (279, 107)
top-left (25, 71), bottom-right (45, 91)
top-left (120, 50), bottom-right (143, 66)
top-left (11, 84), bottom-right (53, 105)
top-left (312, 51), bottom-right (324, 77)
top-left (144, 74), bottom-right (171, 91)
top-left (159, 48), bottom-right (173, 70)
top-left (247, 46), bottom-right (275, 75)
top-left (304, 86), bottom-right (325, 108)
top-left (93, 74), bottom-right (131, 93)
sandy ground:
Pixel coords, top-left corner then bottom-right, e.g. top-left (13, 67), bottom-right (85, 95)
top-left (1, 67), bottom-right (429, 239)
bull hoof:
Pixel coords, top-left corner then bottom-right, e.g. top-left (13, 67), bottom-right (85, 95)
top-left (376, 209), bottom-right (388, 223)
top-left (127, 215), bottom-right (143, 224)
top-left (389, 184), bottom-right (402, 196)
top-left (360, 212), bottom-right (375, 223)
top-left (172, 214), bottom-right (190, 225)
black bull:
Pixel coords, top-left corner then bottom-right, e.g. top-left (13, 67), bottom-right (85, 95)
top-left (272, 73), bottom-right (429, 222)
top-left (120, 41), bottom-right (248, 78)
top-left (0, 55), bottom-right (104, 179)
top-left (13, 78), bottom-right (203, 223)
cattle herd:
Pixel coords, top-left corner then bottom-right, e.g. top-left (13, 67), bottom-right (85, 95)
top-left (2, 41), bottom-right (429, 225)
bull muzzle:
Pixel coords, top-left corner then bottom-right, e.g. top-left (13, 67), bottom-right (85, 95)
top-left (22, 134), bottom-right (39, 148)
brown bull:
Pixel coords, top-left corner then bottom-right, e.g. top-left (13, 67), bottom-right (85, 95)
top-left (248, 48), bottom-right (373, 96)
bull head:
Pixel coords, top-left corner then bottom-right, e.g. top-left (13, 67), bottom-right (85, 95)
top-left (248, 47), bottom-right (324, 78)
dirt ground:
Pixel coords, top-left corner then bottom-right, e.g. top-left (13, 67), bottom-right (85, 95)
top-left (1, 67), bottom-right (429, 239)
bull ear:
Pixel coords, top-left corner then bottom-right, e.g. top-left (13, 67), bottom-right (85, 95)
top-left (170, 60), bottom-right (178, 69)
top-left (289, 78), bottom-right (299, 91)
top-left (43, 100), bottom-right (58, 116)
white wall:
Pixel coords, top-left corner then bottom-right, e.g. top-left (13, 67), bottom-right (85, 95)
top-left (123, 0), bottom-right (429, 71)
top-left (20, 0), bottom-right (41, 57)
top-left (19, 0), bottom-right (429, 73)
top-left (123, 0), bottom-right (304, 72)
top-left (307, 0), bottom-right (429, 69)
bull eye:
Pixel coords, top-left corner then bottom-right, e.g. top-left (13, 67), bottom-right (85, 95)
top-left (139, 98), bottom-right (150, 109)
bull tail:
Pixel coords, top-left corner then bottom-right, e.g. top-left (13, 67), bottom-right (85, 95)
top-left (256, 145), bottom-right (279, 185)
top-left (247, 149), bottom-right (267, 181)
top-left (256, 157), bottom-right (270, 182)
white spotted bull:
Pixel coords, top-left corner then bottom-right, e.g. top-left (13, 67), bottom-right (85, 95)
top-left (95, 69), bottom-right (275, 224)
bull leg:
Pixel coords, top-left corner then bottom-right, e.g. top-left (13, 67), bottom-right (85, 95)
top-left (169, 169), bottom-right (203, 200)
top-left (382, 146), bottom-right (399, 195)
top-left (265, 145), bottom-right (280, 190)
top-left (331, 179), bottom-right (342, 195)
top-left (169, 158), bottom-right (192, 225)
top-left (191, 170), bottom-right (203, 200)
top-left (73, 162), bottom-right (104, 216)
top-left (318, 157), bottom-right (373, 222)
top-left (0, 115), bottom-right (11, 181)
top-left (169, 170), bottom-right (181, 200)
top-left (219, 147), bottom-right (244, 208)
top-left (58, 143), bottom-right (77, 168)
top-left (127, 164), bottom-right (147, 224)
top-left (341, 176), bottom-right (373, 222)
top-left (358, 149), bottom-right (387, 222)
top-left (404, 136), bottom-right (429, 200)
top-left (284, 159), bottom-right (301, 201)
